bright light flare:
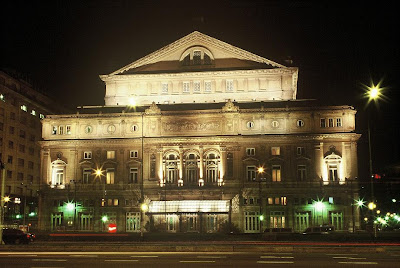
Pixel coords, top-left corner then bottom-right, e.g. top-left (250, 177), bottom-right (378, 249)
top-left (313, 200), bottom-right (325, 212)
top-left (368, 202), bottom-right (376, 210)
top-left (3, 196), bottom-right (10, 202)
top-left (141, 203), bottom-right (149, 212)
top-left (65, 202), bottom-right (75, 211)
top-left (94, 168), bottom-right (104, 177)
top-left (355, 198), bottom-right (366, 208)
top-left (257, 167), bottom-right (264, 174)
top-left (361, 79), bottom-right (388, 107)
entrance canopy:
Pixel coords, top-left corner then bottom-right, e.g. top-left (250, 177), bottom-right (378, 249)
top-left (149, 200), bottom-right (230, 213)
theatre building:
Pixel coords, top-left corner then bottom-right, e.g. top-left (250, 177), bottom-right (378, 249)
top-left (38, 32), bottom-right (361, 233)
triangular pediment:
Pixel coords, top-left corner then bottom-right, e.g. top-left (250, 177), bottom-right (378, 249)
top-left (109, 31), bottom-right (285, 75)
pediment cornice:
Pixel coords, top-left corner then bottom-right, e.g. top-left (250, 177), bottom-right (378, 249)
top-left (105, 31), bottom-right (286, 77)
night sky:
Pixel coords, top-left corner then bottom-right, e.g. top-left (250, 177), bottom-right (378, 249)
top-left (2, 1), bottom-right (400, 175)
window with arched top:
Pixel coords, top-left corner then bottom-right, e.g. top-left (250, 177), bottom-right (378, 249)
top-left (324, 152), bottom-right (342, 183)
top-left (205, 152), bottom-right (220, 183)
top-left (185, 153), bottom-right (199, 183)
top-left (51, 159), bottom-right (67, 186)
top-left (180, 46), bottom-right (214, 66)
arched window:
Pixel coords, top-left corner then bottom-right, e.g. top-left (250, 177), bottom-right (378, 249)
top-left (165, 154), bottom-right (178, 184)
top-left (179, 46), bottom-right (214, 66)
top-left (205, 153), bottom-right (219, 183)
top-left (51, 159), bottom-right (67, 187)
top-left (185, 153), bottom-right (199, 184)
top-left (323, 152), bottom-right (343, 184)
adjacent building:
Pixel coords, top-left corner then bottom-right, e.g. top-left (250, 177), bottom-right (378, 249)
top-left (38, 32), bottom-right (361, 233)
top-left (0, 70), bottom-right (65, 230)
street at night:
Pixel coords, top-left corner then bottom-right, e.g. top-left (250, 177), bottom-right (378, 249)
top-left (1, 1), bottom-right (400, 266)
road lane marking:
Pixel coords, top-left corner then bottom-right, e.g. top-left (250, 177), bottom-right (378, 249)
top-left (327, 254), bottom-right (358, 256)
top-left (197, 256), bottom-right (226, 259)
top-left (333, 257), bottom-right (366, 260)
top-left (257, 261), bottom-right (294, 264)
top-left (338, 262), bottom-right (378, 265)
top-left (70, 255), bottom-right (98, 257)
top-left (131, 255), bottom-right (159, 258)
top-left (32, 259), bottom-right (67, 262)
top-left (261, 256), bottom-right (294, 259)
top-left (180, 261), bottom-right (216, 263)
top-left (105, 260), bottom-right (139, 262)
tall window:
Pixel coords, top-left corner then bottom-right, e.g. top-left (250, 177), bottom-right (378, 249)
top-left (107, 151), bottom-right (115, 159)
top-left (51, 159), bottom-right (66, 186)
top-left (129, 168), bottom-right (138, 183)
top-left (130, 150), bottom-right (138, 158)
top-left (246, 166), bottom-right (256, 181)
top-left (336, 118), bottom-right (342, 127)
top-left (270, 211), bottom-right (285, 228)
top-left (204, 81), bottom-right (212, 92)
top-left (320, 118), bottom-right (326, 128)
top-left (106, 168), bottom-right (115, 184)
top-left (272, 165), bottom-right (281, 182)
top-left (193, 81), bottom-right (201, 92)
top-left (329, 164), bottom-right (338, 181)
top-left (193, 50), bottom-right (201, 65)
top-left (226, 80), bottom-right (234, 91)
top-left (205, 153), bottom-right (219, 183)
top-left (83, 169), bottom-right (91, 184)
top-left (183, 82), bottom-right (190, 93)
top-left (161, 83), bottom-right (168, 93)
top-left (297, 165), bottom-right (307, 181)
top-left (185, 154), bottom-right (198, 183)
top-left (66, 125), bottom-right (71, 134)
top-left (328, 118), bottom-right (334, 127)
top-left (165, 154), bottom-right (178, 184)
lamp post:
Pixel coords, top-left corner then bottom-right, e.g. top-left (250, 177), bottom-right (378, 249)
top-left (140, 202), bottom-right (148, 240)
top-left (257, 167), bottom-right (265, 233)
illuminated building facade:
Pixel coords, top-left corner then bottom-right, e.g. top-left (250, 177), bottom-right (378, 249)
top-left (0, 70), bottom-right (64, 230)
top-left (38, 32), bottom-right (361, 233)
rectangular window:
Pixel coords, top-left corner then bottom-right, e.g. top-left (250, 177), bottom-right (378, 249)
top-left (17, 172), bottom-right (24, 181)
top-left (59, 126), bottom-right (64, 135)
top-left (19, 144), bottom-right (25, 153)
top-left (204, 81), bottom-right (212, 92)
top-left (183, 82), bottom-right (190, 93)
top-left (107, 151), bottom-right (115, 159)
top-left (106, 169), bottom-right (115, 184)
top-left (29, 147), bottom-right (34, 155)
top-left (272, 165), bottom-right (281, 182)
top-left (21, 105), bottom-right (27, 112)
top-left (52, 126), bottom-right (57, 135)
top-left (18, 158), bottom-right (24, 167)
top-left (270, 211), bottom-right (285, 228)
top-left (268, 197), bottom-right (273, 205)
top-left (274, 197), bottom-right (280, 205)
top-left (84, 151), bottom-right (92, 159)
top-left (193, 81), bottom-right (201, 92)
top-left (297, 165), bottom-right (307, 181)
top-left (247, 166), bottom-right (256, 181)
top-left (66, 125), bottom-right (71, 134)
top-left (161, 83), bottom-right (168, 93)
top-left (320, 118), bottom-right (326, 128)
top-left (130, 150), bottom-right (138, 158)
top-left (129, 168), bottom-right (138, 183)
top-left (329, 164), bottom-right (338, 181)
top-left (328, 118), bottom-right (334, 127)
top-left (8, 141), bottom-right (14, 149)
top-left (19, 130), bottom-right (25, 138)
top-left (28, 161), bottom-right (34, 169)
top-left (281, 196), bottom-right (287, 206)
top-left (83, 169), bottom-right (91, 184)
top-left (10, 112), bottom-right (16, 120)
top-left (297, 147), bottom-right (305, 156)
top-left (271, 147), bottom-right (280, 156)
top-left (9, 126), bottom-right (14, 134)
top-left (336, 118), bottom-right (342, 127)
top-left (126, 212), bottom-right (141, 232)
top-left (7, 155), bottom-right (13, 164)
top-left (193, 50), bottom-right (201, 65)
top-left (246, 148), bottom-right (255, 156)
top-left (29, 134), bottom-right (35, 141)
top-left (226, 80), bottom-right (234, 91)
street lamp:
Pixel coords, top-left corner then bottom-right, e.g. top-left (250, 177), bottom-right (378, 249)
top-left (257, 166), bottom-right (265, 233)
top-left (140, 202), bottom-right (148, 240)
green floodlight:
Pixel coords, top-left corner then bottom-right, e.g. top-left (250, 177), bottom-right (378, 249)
top-left (102, 215), bottom-right (108, 222)
top-left (259, 215), bottom-right (264, 221)
top-left (313, 200), bottom-right (325, 212)
top-left (16, 214), bottom-right (22, 219)
top-left (65, 202), bottom-right (75, 211)
top-left (29, 212), bottom-right (36, 217)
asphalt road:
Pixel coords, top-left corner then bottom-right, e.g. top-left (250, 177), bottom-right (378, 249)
top-left (0, 251), bottom-right (399, 268)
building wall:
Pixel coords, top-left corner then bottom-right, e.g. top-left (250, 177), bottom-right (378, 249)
top-left (0, 70), bottom-right (63, 230)
top-left (38, 102), bottom-right (360, 233)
